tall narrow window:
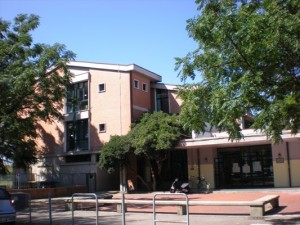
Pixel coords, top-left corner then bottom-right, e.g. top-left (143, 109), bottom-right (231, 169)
top-left (156, 89), bottom-right (169, 113)
top-left (134, 80), bottom-right (139, 89)
top-left (142, 83), bottom-right (147, 92)
top-left (66, 119), bottom-right (88, 151)
top-left (67, 81), bottom-right (88, 113)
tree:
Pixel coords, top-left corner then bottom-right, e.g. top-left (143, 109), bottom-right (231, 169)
top-left (130, 111), bottom-right (182, 191)
top-left (98, 111), bottom-right (183, 191)
top-left (175, 0), bottom-right (300, 143)
top-left (98, 135), bottom-right (132, 174)
top-left (0, 14), bottom-right (75, 174)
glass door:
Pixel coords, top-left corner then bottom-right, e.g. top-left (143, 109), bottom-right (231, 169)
top-left (214, 145), bottom-right (273, 189)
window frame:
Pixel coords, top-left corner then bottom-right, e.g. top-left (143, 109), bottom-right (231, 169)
top-left (142, 83), bottom-right (148, 92)
top-left (66, 119), bottom-right (89, 152)
top-left (66, 81), bottom-right (89, 113)
top-left (98, 83), bottom-right (106, 93)
top-left (133, 79), bottom-right (139, 89)
top-left (99, 123), bottom-right (106, 133)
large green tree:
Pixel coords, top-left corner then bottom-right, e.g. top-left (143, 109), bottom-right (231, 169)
top-left (0, 14), bottom-right (75, 174)
top-left (176, 0), bottom-right (300, 143)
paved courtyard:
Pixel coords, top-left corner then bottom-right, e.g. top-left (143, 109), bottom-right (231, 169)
top-left (16, 188), bottom-right (300, 225)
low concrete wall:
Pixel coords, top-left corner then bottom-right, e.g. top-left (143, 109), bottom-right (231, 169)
top-left (9, 185), bottom-right (87, 199)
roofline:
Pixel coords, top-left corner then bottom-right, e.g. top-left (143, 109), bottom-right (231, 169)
top-left (152, 83), bottom-right (180, 90)
top-left (67, 61), bottom-right (162, 82)
top-left (178, 130), bottom-right (300, 149)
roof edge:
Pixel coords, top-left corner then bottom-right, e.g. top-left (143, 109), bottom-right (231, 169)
top-left (67, 61), bottom-right (161, 82)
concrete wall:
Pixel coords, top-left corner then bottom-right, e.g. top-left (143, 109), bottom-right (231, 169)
top-left (169, 90), bottom-right (181, 114)
top-left (89, 69), bottom-right (132, 144)
top-left (187, 147), bottom-right (216, 189)
top-left (272, 141), bottom-right (300, 187)
top-left (131, 71), bottom-right (152, 120)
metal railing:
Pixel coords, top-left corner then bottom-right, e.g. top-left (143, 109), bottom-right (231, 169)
top-left (153, 193), bottom-right (190, 225)
top-left (71, 193), bottom-right (98, 225)
top-left (71, 192), bottom-right (127, 225)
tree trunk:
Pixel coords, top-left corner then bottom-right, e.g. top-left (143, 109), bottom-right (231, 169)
top-left (151, 166), bottom-right (157, 191)
top-left (137, 175), bottom-right (151, 191)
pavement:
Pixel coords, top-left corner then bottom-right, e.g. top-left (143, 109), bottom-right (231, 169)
top-left (16, 188), bottom-right (300, 225)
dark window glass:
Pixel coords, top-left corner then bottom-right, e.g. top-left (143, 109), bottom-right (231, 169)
top-left (67, 81), bottom-right (88, 113)
top-left (98, 83), bottom-right (105, 92)
top-left (134, 80), bottom-right (139, 89)
top-left (142, 83), bottom-right (147, 92)
top-left (99, 123), bottom-right (106, 132)
top-left (156, 89), bottom-right (169, 113)
top-left (66, 119), bottom-right (88, 151)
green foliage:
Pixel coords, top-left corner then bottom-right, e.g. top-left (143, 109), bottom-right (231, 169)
top-left (98, 112), bottom-right (182, 179)
top-left (176, 0), bottom-right (300, 143)
top-left (0, 14), bottom-right (75, 174)
top-left (130, 111), bottom-right (182, 158)
top-left (98, 135), bottom-right (132, 174)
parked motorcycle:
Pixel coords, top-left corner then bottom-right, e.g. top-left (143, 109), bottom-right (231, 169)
top-left (170, 178), bottom-right (190, 193)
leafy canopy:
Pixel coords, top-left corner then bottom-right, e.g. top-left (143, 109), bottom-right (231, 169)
top-left (98, 111), bottom-right (182, 173)
top-left (98, 135), bottom-right (132, 174)
top-left (130, 111), bottom-right (182, 158)
top-left (0, 14), bottom-right (75, 174)
top-left (176, 0), bottom-right (300, 142)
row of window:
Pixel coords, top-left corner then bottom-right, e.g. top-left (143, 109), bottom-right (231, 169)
top-left (133, 79), bottom-right (148, 92)
top-left (67, 80), bottom-right (148, 114)
top-left (99, 80), bottom-right (148, 92)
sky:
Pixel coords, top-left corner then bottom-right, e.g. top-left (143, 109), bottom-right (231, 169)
top-left (0, 0), bottom-right (199, 84)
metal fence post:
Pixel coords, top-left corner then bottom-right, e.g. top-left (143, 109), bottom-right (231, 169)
top-left (153, 193), bottom-right (189, 225)
top-left (17, 173), bottom-right (20, 189)
top-left (48, 193), bottom-right (52, 225)
top-left (122, 192), bottom-right (126, 225)
top-left (72, 193), bottom-right (98, 225)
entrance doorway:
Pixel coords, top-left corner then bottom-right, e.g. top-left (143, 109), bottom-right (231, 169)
top-left (169, 150), bottom-right (188, 181)
top-left (214, 145), bottom-right (273, 188)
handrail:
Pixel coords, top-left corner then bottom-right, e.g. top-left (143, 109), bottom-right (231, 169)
top-left (71, 193), bottom-right (98, 225)
top-left (153, 193), bottom-right (189, 225)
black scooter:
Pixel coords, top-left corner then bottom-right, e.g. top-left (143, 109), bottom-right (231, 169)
top-left (170, 178), bottom-right (190, 193)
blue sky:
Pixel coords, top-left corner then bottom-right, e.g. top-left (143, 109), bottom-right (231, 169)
top-left (0, 0), bottom-right (199, 84)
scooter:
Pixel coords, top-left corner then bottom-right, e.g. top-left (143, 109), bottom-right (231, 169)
top-left (170, 178), bottom-right (190, 193)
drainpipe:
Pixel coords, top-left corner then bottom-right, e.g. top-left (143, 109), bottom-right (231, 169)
top-left (286, 142), bottom-right (292, 187)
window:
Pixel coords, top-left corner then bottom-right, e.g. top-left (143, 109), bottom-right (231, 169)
top-left (67, 81), bottom-right (88, 113)
top-left (142, 83), bottom-right (147, 92)
top-left (66, 119), bottom-right (88, 151)
top-left (156, 89), bottom-right (169, 113)
top-left (99, 123), bottom-right (106, 133)
top-left (98, 83), bottom-right (105, 92)
top-left (134, 80), bottom-right (139, 89)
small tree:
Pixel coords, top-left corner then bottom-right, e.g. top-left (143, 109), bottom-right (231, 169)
top-left (130, 111), bottom-right (182, 191)
top-left (98, 135), bottom-right (132, 174)
top-left (98, 111), bottom-right (183, 191)
top-left (0, 14), bottom-right (75, 174)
